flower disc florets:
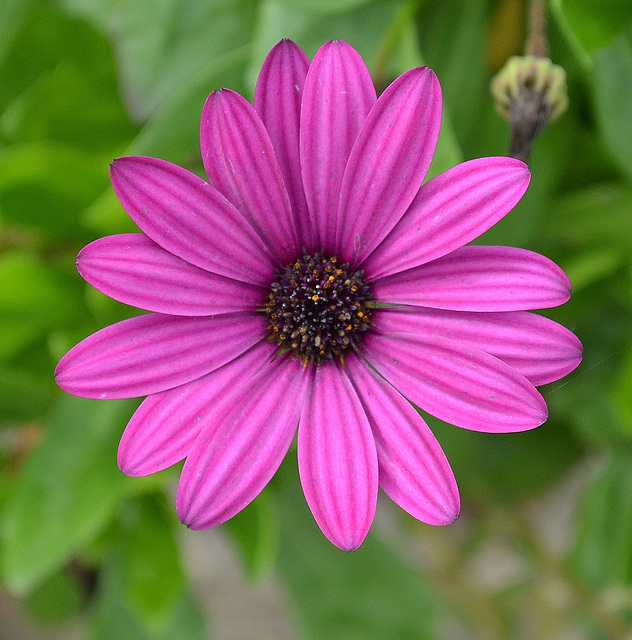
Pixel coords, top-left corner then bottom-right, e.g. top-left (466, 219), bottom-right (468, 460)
top-left (264, 249), bottom-right (372, 365)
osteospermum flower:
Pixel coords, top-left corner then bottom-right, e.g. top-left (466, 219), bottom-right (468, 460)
top-left (55, 40), bottom-right (582, 551)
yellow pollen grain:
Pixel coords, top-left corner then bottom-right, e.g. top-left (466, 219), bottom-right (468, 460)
top-left (312, 294), bottom-right (320, 302)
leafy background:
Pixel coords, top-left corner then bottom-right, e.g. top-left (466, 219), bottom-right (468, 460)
top-left (1, 0), bottom-right (631, 638)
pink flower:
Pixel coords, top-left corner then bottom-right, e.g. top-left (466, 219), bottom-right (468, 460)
top-left (55, 40), bottom-right (582, 551)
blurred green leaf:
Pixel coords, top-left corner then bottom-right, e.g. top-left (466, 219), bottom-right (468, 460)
top-left (0, 143), bottom-right (111, 239)
top-left (0, 0), bottom-right (34, 64)
top-left (0, 396), bottom-right (136, 594)
top-left (125, 45), bottom-right (251, 163)
top-left (0, 364), bottom-right (55, 424)
top-left (613, 348), bottom-right (632, 433)
top-left (0, 252), bottom-right (84, 359)
top-left (274, 456), bottom-right (442, 640)
top-left (543, 183), bottom-right (632, 249)
top-left (99, 0), bottom-right (257, 121)
top-left (593, 27), bottom-right (632, 180)
top-left (90, 517), bottom-right (206, 640)
top-left (562, 249), bottom-right (623, 293)
top-left (0, 60), bottom-right (136, 151)
top-left (428, 412), bottom-right (584, 504)
top-left (119, 495), bottom-right (185, 634)
top-left (224, 486), bottom-right (280, 580)
top-left (553, 0), bottom-right (632, 54)
top-left (250, 0), bottom-right (404, 76)
top-left (23, 564), bottom-right (88, 624)
top-left (415, 0), bottom-right (493, 155)
top-left (570, 452), bottom-right (632, 589)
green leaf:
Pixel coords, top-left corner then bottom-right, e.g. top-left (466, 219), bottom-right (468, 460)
top-left (0, 143), bottom-right (111, 239)
top-left (554, 0), bottom-right (632, 54)
top-left (570, 452), bottom-right (632, 589)
top-left (274, 456), bottom-right (442, 640)
top-left (427, 412), bottom-right (583, 504)
top-left (250, 0), bottom-right (404, 75)
top-left (415, 0), bottom-right (493, 155)
top-left (542, 183), bottom-right (632, 249)
top-left (0, 363), bottom-right (55, 424)
top-left (0, 251), bottom-right (85, 359)
top-left (100, 0), bottom-right (258, 121)
top-left (23, 565), bottom-right (88, 624)
top-left (224, 487), bottom-right (280, 580)
top-left (593, 27), bottom-right (632, 180)
top-left (0, 0), bottom-right (34, 64)
top-left (90, 516), bottom-right (206, 640)
top-left (613, 348), bottom-right (632, 434)
top-left (0, 395), bottom-right (137, 594)
top-left (0, 59), bottom-right (137, 152)
top-left (119, 496), bottom-right (186, 634)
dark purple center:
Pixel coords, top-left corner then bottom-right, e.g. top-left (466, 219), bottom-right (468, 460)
top-left (264, 250), bottom-right (373, 365)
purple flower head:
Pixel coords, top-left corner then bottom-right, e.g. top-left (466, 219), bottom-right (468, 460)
top-left (55, 40), bottom-right (582, 551)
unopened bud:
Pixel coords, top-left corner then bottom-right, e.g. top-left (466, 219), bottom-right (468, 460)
top-left (490, 55), bottom-right (568, 162)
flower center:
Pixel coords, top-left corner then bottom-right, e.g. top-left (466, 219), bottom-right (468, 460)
top-left (264, 249), bottom-right (373, 365)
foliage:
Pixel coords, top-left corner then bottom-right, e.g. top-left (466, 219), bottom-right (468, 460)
top-left (1, 0), bottom-right (631, 638)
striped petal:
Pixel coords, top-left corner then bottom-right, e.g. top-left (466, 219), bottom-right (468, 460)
top-left (177, 356), bottom-right (308, 530)
top-left (118, 341), bottom-right (277, 476)
top-left (347, 356), bottom-right (459, 525)
top-left (55, 312), bottom-right (266, 399)
top-left (298, 362), bottom-right (378, 551)
top-left (364, 157), bottom-right (531, 279)
top-left (362, 330), bottom-right (548, 433)
top-left (78, 234), bottom-right (265, 316)
top-left (374, 308), bottom-right (583, 386)
top-left (110, 156), bottom-right (275, 286)
top-left (372, 245), bottom-right (571, 311)
top-left (200, 89), bottom-right (299, 264)
top-left (336, 67), bottom-right (442, 264)
top-left (254, 39), bottom-right (312, 246)
top-left (300, 40), bottom-right (376, 252)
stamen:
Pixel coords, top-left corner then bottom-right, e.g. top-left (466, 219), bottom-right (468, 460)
top-left (263, 249), bottom-right (372, 365)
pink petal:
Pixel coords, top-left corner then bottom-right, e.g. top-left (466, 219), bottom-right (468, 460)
top-left (176, 356), bottom-right (309, 529)
top-left (372, 245), bottom-right (571, 311)
top-left (78, 234), bottom-right (265, 316)
top-left (300, 40), bottom-right (377, 252)
top-left (110, 156), bottom-right (275, 286)
top-left (374, 308), bottom-right (582, 386)
top-left (200, 89), bottom-right (299, 264)
top-left (336, 67), bottom-right (442, 264)
top-left (55, 313), bottom-right (266, 399)
top-left (254, 40), bottom-right (313, 247)
top-left (362, 330), bottom-right (548, 433)
top-left (118, 341), bottom-right (277, 476)
top-left (346, 356), bottom-right (459, 525)
top-left (364, 157), bottom-right (531, 279)
top-left (298, 362), bottom-right (378, 551)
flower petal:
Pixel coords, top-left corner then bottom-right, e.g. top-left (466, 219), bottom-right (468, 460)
top-left (254, 39), bottom-right (313, 246)
top-left (78, 234), bottom-right (265, 316)
top-left (55, 313), bottom-right (266, 399)
top-left (200, 89), bottom-right (299, 264)
top-left (118, 341), bottom-right (277, 476)
top-left (110, 156), bottom-right (275, 286)
top-left (362, 330), bottom-right (548, 432)
top-left (374, 308), bottom-right (583, 386)
top-left (336, 67), bottom-right (442, 263)
top-left (364, 157), bottom-right (531, 279)
top-left (300, 40), bottom-right (377, 252)
top-left (346, 356), bottom-right (459, 525)
top-left (176, 356), bottom-right (308, 530)
top-left (372, 245), bottom-right (571, 311)
top-left (298, 362), bottom-right (378, 551)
